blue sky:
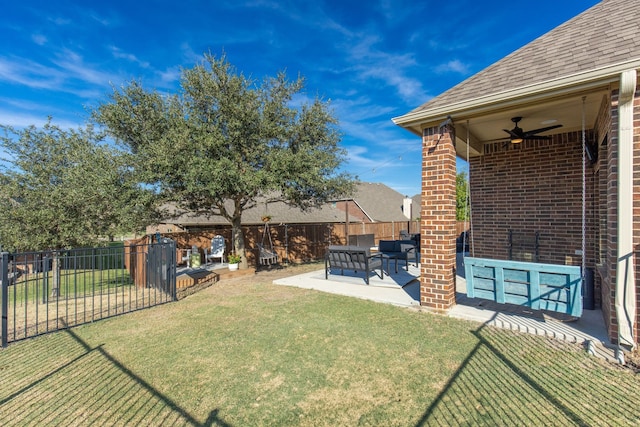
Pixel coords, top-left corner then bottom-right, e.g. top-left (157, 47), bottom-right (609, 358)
top-left (1, 0), bottom-right (599, 196)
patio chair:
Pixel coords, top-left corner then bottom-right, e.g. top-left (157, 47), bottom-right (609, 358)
top-left (258, 222), bottom-right (278, 266)
top-left (205, 235), bottom-right (225, 265)
top-left (257, 243), bottom-right (278, 266)
top-left (180, 248), bottom-right (191, 267)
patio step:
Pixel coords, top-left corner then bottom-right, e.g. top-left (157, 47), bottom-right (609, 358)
top-left (176, 267), bottom-right (256, 299)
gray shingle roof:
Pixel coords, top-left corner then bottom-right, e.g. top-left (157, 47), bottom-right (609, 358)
top-left (348, 182), bottom-right (414, 222)
top-left (162, 182), bottom-right (412, 226)
top-left (409, 0), bottom-right (640, 114)
top-left (163, 198), bottom-right (354, 226)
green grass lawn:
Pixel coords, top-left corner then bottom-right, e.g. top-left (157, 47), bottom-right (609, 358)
top-left (9, 268), bottom-right (135, 304)
top-left (1, 264), bottom-right (639, 426)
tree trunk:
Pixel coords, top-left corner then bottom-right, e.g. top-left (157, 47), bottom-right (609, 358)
top-left (231, 216), bottom-right (248, 269)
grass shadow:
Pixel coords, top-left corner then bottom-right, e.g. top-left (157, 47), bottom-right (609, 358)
top-left (414, 313), bottom-right (640, 426)
top-left (0, 324), bottom-right (231, 426)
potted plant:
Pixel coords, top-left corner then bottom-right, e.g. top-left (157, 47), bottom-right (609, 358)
top-left (228, 253), bottom-right (241, 271)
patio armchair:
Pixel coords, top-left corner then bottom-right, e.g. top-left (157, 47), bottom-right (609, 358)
top-left (205, 235), bottom-right (225, 265)
top-left (180, 248), bottom-right (191, 267)
top-left (378, 240), bottom-right (418, 273)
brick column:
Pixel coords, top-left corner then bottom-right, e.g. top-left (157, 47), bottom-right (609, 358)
top-left (420, 125), bottom-right (457, 311)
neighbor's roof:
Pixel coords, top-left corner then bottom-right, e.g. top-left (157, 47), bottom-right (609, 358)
top-left (162, 182), bottom-right (413, 226)
top-left (163, 197), bottom-right (355, 226)
top-left (395, 0), bottom-right (640, 125)
top-left (345, 182), bottom-right (414, 222)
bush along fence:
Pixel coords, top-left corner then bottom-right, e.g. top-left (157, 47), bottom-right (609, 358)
top-left (1, 239), bottom-right (176, 347)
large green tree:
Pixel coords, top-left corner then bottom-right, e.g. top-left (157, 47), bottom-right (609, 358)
top-left (94, 53), bottom-right (354, 267)
top-left (456, 171), bottom-right (470, 221)
top-left (0, 119), bottom-right (156, 252)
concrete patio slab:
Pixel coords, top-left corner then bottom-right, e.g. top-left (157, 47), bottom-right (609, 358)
top-left (273, 263), bottom-right (421, 308)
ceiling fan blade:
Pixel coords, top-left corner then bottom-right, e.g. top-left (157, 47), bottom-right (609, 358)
top-left (526, 135), bottom-right (552, 140)
top-left (523, 124), bottom-right (563, 136)
top-left (503, 129), bottom-right (520, 138)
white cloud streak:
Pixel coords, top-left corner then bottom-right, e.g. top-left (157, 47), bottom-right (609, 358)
top-left (434, 59), bottom-right (470, 74)
top-left (108, 46), bottom-right (150, 68)
top-left (31, 34), bottom-right (47, 45)
top-left (0, 108), bottom-right (81, 129)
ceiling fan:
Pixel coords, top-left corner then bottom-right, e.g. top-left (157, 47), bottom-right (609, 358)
top-left (503, 117), bottom-right (563, 143)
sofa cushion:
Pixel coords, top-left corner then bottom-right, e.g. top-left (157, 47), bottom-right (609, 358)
top-left (378, 240), bottom-right (398, 252)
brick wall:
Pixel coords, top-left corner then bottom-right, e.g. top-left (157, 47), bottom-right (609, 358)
top-left (335, 200), bottom-right (371, 223)
top-left (419, 125), bottom-right (457, 311)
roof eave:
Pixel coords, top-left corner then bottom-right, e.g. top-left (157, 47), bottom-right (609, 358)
top-left (392, 58), bottom-right (640, 130)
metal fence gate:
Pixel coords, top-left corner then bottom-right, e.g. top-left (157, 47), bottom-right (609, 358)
top-left (1, 239), bottom-right (177, 347)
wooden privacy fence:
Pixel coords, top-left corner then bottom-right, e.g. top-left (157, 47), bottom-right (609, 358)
top-left (162, 221), bottom-right (469, 266)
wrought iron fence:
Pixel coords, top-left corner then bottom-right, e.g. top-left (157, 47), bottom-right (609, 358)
top-left (1, 239), bottom-right (176, 347)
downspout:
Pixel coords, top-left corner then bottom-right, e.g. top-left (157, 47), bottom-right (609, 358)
top-left (615, 69), bottom-right (637, 350)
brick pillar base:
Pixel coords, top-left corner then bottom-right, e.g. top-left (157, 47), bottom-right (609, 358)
top-left (420, 125), bottom-right (457, 311)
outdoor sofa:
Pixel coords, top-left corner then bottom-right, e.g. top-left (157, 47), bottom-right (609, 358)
top-left (325, 245), bottom-right (384, 285)
top-left (377, 240), bottom-right (418, 273)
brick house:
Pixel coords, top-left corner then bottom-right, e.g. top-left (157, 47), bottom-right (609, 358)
top-left (150, 181), bottom-right (415, 233)
top-left (393, 0), bottom-right (639, 348)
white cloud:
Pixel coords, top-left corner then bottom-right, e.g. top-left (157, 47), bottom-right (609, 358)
top-left (345, 145), bottom-right (379, 169)
top-left (344, 138), bottom-right (421, 190)
top-left (0, 50), bottom-right (123, 101)
top-left (157, 66), bottom-right (182, 85)
top-left (344, 37), bottom-right (429, 105)
top-left (0, 57), bottom-right (65, 90)
top-left (242, 0), bottom-right (354, 37)
top-left (31, 34), bottom-right (47, 45)
top-left (434, 59), bottom-right (470, 74)
top-left (108, 46), bottom-right (150, 68)
top-left (48, 16), bottom-right (71, 26)
top-left (91, 14), bottom-right (112, 26)
top-left (332, 97), bottom-right (396, 122)
top-left (180, 42), bottom-right (203, 65)
top-left (0, 109), bottom-right (81, 129)
top-left (51, 49), bottom-right (116, 86)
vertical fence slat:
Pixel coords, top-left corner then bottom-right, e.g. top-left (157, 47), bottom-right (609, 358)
top-left (495, 267), bottom-right (505, 304)
top-left (1, 252), bottom-right (8, 347)
top-left (530, 270), bottom-right (541, 310)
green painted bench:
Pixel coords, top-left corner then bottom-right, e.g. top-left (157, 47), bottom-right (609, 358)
top-left (464, 257), bottom-right (583, 317)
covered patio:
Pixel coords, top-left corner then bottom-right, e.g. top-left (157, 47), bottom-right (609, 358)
top-left (392, 0), bottom-right (639, 351)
